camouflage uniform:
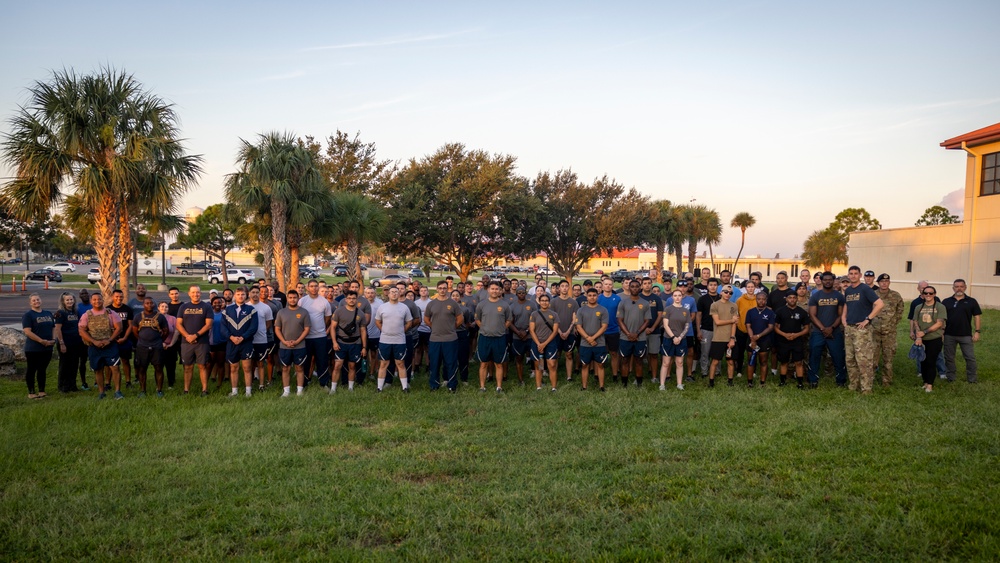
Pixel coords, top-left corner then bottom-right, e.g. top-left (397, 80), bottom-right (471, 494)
top-left (844, 325), bottom-right (875, 392)
top-left (872, 288), bottom-right (904, 386)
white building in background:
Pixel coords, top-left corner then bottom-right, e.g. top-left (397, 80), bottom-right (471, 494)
top-left (850, 121), bottom-right (1000, 307)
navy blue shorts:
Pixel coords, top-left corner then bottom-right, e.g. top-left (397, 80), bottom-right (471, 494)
top-left (253, 343), bottom-right (270, 362)
top-left (509, 337), bottom-right (531, 357)
top-left (661, 337), bottom-right (688, 358)
top-left (226, 340), bottom-right (253, 364)
top-left (88, 343), bottom-right (121, 371)
top-left (378, 342), bottom-right (407, 362)
top-left (531, 340), bottom-right (559, 361)
top-left (335, 341), bottom-right (363, 363)
top-left (558, 334), bottom-right (577, 353)
top-left (279, 347), bottom-right (308, 367)
top-left (477, 335), bottom-right (508, 364)
top-left (579, 346), bottom-right (608, 365)
top-left (618, 338), bottom-right (647, 358)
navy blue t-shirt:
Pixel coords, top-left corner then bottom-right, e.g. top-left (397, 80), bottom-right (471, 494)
top-left (53, 309), bottom-right (82, 346)
top-left (844, 283), bottom-right (880, 325)
top-left (22, 310), bottom-right (55, 352)
top-left (808, 290), bottom-right (845, 332)
top-left (745, 307), bottom-right (775, 344)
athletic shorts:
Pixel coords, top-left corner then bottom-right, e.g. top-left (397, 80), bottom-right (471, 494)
top-left (557, 334), bottom-right (576, 353)
top-left (335, 341), bottom-right (363, 363)
top-left (662, 336), bottom-right (688, 358)
top-left (267, 340), bottom-right (278, 356)
top-left (418, 331), bottom-right (430, 347)
top-left (134, 344), bottom-right (162, 369)
top-left (368, 337), bottom-right (380, 351)
top-left (775, 338), bottom-right (805, 363)
top-left (752, 337), bottom-right (773, 353)
top-left (210, 342), bottom-right (226, 353)
top-left (579, 345), bottom-right (608, 365)
top-left (279, 347), bottom-right (308, 367)
top-left (253, 343), bottom-right (270, 362)
top-left (378, 342), bottom-right (407, 362)
top-left (477, 335), bottom-right (508, 364)
top-left (686, 335), bottom-right (697, 349)
top-left (531, 339), bottom-right (559, 361)
top-left (88, 343), bottom-right (121, 371)
top-left (645, 334), bottom-right (661, 355)
top-left (618, 338), bottom-right (647, 359)
top-left (180, 341), bottom-right (209, 366)
top-left (709, 341), bottom-right (731, 361)
top-left (604, 332), bottom-right (620, 354)
top-left (226, 340), bottom-right (253, 364)
top-left (509, 337), bottom-right (531, 357)
top-left (117, 341), bottom-right (133, 362)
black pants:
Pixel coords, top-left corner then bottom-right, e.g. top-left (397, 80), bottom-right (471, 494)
top-left (77, 343), bottom-right (88, 386)
top-left (25, 349), bottom-right (53, 394)
top-left (734, 330), bottom-right (749, 376)
top-left (58, 341), bottom-right (85, 392)
top-left (164, 342), bottom-right (180, 387)
top-left (920, 338), bottom-right (943, 385)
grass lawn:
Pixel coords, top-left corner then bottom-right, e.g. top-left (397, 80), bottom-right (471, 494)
top-left (1, 313), bottom-right (998, 560)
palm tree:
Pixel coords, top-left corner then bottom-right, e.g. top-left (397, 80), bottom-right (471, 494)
top-left (677, 205), bottom-right (722, 275)
top-left (328, 192), bottom-right (388, 282)
top-left (647, 200), bottom-right (679, 283)
top-left (225, 132), bottom-right (327, 292)
top-left (0, 68), bottom-right (201, 301)
top-left (730, 211), bottom-right (756, 277)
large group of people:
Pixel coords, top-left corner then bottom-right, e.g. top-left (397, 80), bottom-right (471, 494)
top-left (18, 266), bottom-right (983, 400)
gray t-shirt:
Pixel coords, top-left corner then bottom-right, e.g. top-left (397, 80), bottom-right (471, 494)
top-left (475, 299), bottom-right (512, 337)
top-left (663, 305), bottom-right (691, 339)
top-left (298, 295), bottom-right (332, 339)
top-left (415, 298), bottom-right (432, 333)
top-left (530, 309), bottom-right (558, 343)
top-left (404, 300), bottom-right (421, 338)
top-left (251, 301), bottom-right (273, 344)
top-left (425, 298), bottom-right (461, 342)
top-left (374, 302), bottom-right (412, 345)
top-left (576, 304), bottom-right (609, 347)
top-left (509, 300), bottom-right (535, 335)
top-left (332, 306), bottom-right (365, 343)
top-left (275, 307), bottom-right (311, 349)
top-left (616, 296), bottom-right (652, 334)
top-left (550, 296), bottom-right (578, 332)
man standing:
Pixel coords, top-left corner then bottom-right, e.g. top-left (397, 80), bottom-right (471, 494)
top-left (597, 279), bottom-right (623, 383)
top-left (475, 281), bottom-right (513, 392)
top-left (176, 286), bottom-right (215, 396)
top-left (79, 293), bottom-right (123, 400)
top-left (551, 280), bottom-right (578, 382)
top-left (942, 279), bottom-right (982, 383)
top-left (617, 280), bottom-right (651, 386)
top-left (576, 288), bottom-right (608, 391)
top-left (374, 287), bottom-right (412, 392)
top-left (774, 292), bottom-right (810, 388)
top-left (766, 272), bottom-right (796, 378)
top-left (694, 267), bottom-right (712, 295)
top-left (248, 286), bottom-right (274, 391)
top-left (508, 287), bottom-right (533, 385)
top-left (131, 297), bottom-right (168, 397)
top-left (108, 290), bottom-right (136, 387)
top-left (274, 290), bottom-right (311, 396)
top-left (164, 286), bottom-right (184, 389)
top-left (871, 273), bottom-right (904, 386)
top-left (414, 285), bottom-right (432, 376)
top-left (221, 287), bottom-right (256, 397)
top-left (425, 280), bottom-right (464, 392)
top-left (808, 272), bottom-right (847, 388)
top-left (733, 280), bottom-right (759, 377)
top-left (696, 278), bottom-right (722, 378)
top-left (841, 266), bottom-right (884, 394)
top-left (720, 270), bottom-right (743, 302)
top-left (639, 277), bottom-right (664, 383)
top-left (708, 286), bottom-right (739, 387)
top-left (330, 291), bottom-right (366, 392)
top-left (299, 279), bottom-right (333, 387)
top-left (128, 283), bottom-right (148, 316)
top-left (745, 292), bottom-right (775, 387)
top-left (864, 270), bottom-right (877, 290)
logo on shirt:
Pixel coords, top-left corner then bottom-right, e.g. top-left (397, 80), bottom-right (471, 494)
top-left (446, 305), bottom-right (452, 310)
top-left (638, 304), bottom-right (644, 310)
top-left (295, 313), bottom-right (302, 319)
top-left (595, 312), bottom-right (601, 317)
top-left (497, 306), bottom-right (503, 312)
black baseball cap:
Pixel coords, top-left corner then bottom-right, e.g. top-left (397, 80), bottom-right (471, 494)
top-left (877, 273), bottom-right (890, 282)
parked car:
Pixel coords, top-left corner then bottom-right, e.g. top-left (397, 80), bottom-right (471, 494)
top-left (409, 268), bottom-right (425, 278)
top-left (537, 268), bottom-right (557, 276)
top-left (87, 268), bottom-right (101, 284)
top-left (593, 269), bottom-right (604, 276)
top-left (50, 262), bottom-right (77, 272)
top-left (610, 269), bottom-right (630, 283)
top-left (208, 269), bottom-right (257, 284)
top-left (27, 268), bottom-right (62, 282)
top-left (332, 265), bottom-right (349, 277)
top-left (372, 274), bottom-right (410, 288)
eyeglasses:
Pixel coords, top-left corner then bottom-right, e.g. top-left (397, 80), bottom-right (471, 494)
top-left (922, 292), bottom-right (935, 296)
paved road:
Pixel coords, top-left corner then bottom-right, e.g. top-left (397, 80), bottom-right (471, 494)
top-left (0, 284), bottom-right (181, 327)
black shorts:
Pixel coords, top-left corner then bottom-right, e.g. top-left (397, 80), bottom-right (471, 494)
top-left (605, 332), bottom-right (620, 354)
top-left (134, 344), bottom-right (162, 369)
top-left (775, 338), bottom-right (805, 363)
top-left (418, 331), bottom-right (430, 348)
top-left (709, 341), bottom-right (730, 361)
top-left (180, 341), bottom-right (209, 366)
top-left (210, 342), bottom-right (226, 353)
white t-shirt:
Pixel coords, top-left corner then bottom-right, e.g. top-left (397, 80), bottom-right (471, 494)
top-left (415, 298), bottom-right (432, 333)
top-left (298, 295), bottom-right (332, 339)
top-left (374, 302), bottom-right (412, 345)
top-left (251, 301), bottom-right (273, 344)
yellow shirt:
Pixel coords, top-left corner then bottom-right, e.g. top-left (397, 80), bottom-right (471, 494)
top-left (736, 292), bottom-right (757, 333)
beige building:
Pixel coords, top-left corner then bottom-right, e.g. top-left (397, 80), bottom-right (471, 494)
top-left (850, 122), bottom-right (1000, 307)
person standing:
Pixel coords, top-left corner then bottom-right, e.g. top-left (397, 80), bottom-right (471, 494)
top-left (22, 293), bottom-right (56, 400)
top-left (745, 292), bottom-right (775, 387)
top-left (841, 266), bottom-right (884, 394)
top-left (913, 286), bottom-right (947, 393)
top-left (299, 279), bottom-right (333, 387)
top-left (221, 287), bottom-right (258, 397)
top-left (708, 286), bottom-right (739, 387)
top-left (451, 289), bottom-right (474, 385)
top-left (696, 278), bottom-right (722, 379)
top-left (551, 280), bottom-right (578, 383)
top-left (330, 291), bottom-right (367, 392)
top-left (733, 280), bottom-right (759, 377)
top-left (424, 281), bottom-right (463, 392)
top-left (374, 288), bottom-right (411, 393)
top-left (766, 272), bottom-right (796, 377)
top-left (597, 279), bottom-right (622, 384)
top-left (128, 283), bottom-right (148, 316)
top-left (576, 288), bottom-right (608, 391)
top-left (941, 279), bottom-right (982, 383)
top-left (660, 290), bottom-right (691, 391)
top-left (414, 285), bottom-right (432, 376)
top-left (871, 273), bottom-right (904, 386)
top-left (75, 288), bottom-right (92, 390)
top-left (176, 285), bottom-right (215, 396)
top-left (508, 287), bottom-right (534, 386)
top-left (208, 296), bottom-right (227, 389)
top-left (108, 290), bottom-right (136, 387)
top-left (274, 290), bottom-right (311, 397)
top-left (248, 286), bottom-right (274, 391)
top-left (808, 272), bottom-right (848, 388)
top-left (53, 292), bottom-right (84, 393)
top-left (79, 293), bottom-right (123, 400)
top-left (774, 292), bottom-right (810, 388)
top-left (164, 287), bottom-right (184, 389)
top-left (639, 277), bottom-right (664, 383)
top-left (475, 281), bottom-right (513, 392)
top-left (529, 294), bottom-right (560, 391)
top-left (908, 280), bottom-right (945, 378)
top-left (617, 280), bottom-right (651, 386)
top-left (131, 297), bottom-right (169, 397)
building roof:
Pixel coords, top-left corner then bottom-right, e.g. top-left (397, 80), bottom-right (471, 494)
top-left (592, 248), bottom-right (646, 259)
top-left (941, 122), bottom-right (1000, 150)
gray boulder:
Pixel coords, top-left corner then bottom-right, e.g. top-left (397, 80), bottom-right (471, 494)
top-left (0, 326), bottom-right (27, 362)
top-left (0, 345), bottom-right (15, 378)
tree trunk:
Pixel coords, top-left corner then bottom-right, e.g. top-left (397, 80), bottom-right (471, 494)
top-left (346, 235), bottom-right (361, 282)
top-left (708, 241), bottom-right (717, 275)
top-left (221, 249), bottom-right (230, 290)
top-left (732, 230), bottom-right (746, 277)
top-left (687, 241), bottom-right (697, 274)
top-left (95, 198), bottom-right (118, 303)
top-left (655, 243), bottom-right (665, 283)
top-left (289, 245), bottom-right (300, 290)
top-left (271, 199), bottom-right (288, 292)
top-left (673, 243), bottom-right (683, 278)
top-left (262, 236), bottom-right (274, 283)
top-left (116, 202), bottom-right (133, 301)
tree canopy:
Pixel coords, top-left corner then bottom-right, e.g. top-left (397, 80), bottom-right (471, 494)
top-left (915, 205), bottom-right (960, 226)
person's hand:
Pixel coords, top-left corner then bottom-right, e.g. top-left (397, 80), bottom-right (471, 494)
top-left (973, 332), bottom-right (981, 343)
top-left (59, 342), bottom-right (66, 353)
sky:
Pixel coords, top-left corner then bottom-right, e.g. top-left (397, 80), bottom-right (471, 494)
top-left (2, 0), bottom-right (999, 259)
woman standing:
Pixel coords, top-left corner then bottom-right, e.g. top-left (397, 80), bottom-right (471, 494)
top-left (53, 292), bottom-right (84, 393)
top-left (22, 293), bottom-right (56, 399)
top-left (529, 294), bottom-right (560, 392)
top-left (914, 285), bottom-right (948, 393)
top-left (158, 301), bottom-right (181, 389)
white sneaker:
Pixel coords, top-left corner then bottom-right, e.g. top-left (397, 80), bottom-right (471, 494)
top-left (296, 389), bottom-right (304, 396)
top-left (245, 390), bottom-right (252, 397)
top-left (229, 389), bottom-right (238, 397)
top-left (659, 384), bottom-right (666, 391)
top-left (677, 384), bottom-right (684, 391)
top-left (328, 386), bottom-right (336, 395)
top-left (281, 390), bottom-right (290, 397)
top-left (771, 369), bottom-right (778, 376)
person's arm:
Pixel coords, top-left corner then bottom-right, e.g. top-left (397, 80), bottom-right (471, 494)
top-left (757, 315), bottom-right (775, 339)
top-left (23, 328), bottom-right (55, 348)
top-left (330, 317), bottom-right (341, 351)
top-left (973, 313), bottom-right (982, 343)
top-left (542, 322), bottom-right (559, 347)
top-left (832, 304), bottom-right (843, 330)
top-left (863, 298), bottom-right (884, 327)
top-left (529, 319), bottom-right (540, 346)
top-left (53, 317), bottom-right (65, 353)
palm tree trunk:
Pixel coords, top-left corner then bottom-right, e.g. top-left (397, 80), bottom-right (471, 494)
top-left (687, 241), bottom-right (698, 274)
top-left (117, 207), bottom-right (133, 301)
top-left (262, 237), bottom-right (274, 283)
top-left (673, 243), bottom-right (683, 279)
top-left (289, 245), bottom-right (300, 290)
top-left (95, 198), bottom-right (118, 303)
top-left (221, 249), bottom-right (230, 290)
top-left (655, 243), bottom-right (665, 283)
top-left (346, 235), bottom-right (361, 282)
top-left (271, 199), bottom-right (288, 292)
top-left (732, 230), bottom-right (746, 277)
top-left (708, 241), bottom-right (717, 274)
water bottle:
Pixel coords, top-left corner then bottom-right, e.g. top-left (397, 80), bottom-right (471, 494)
top-left (748, 345), bottom-right (759, 367)
top-left (726, 347), bottom-right (732, 359)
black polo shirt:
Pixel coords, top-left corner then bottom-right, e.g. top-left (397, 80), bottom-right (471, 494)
top-left (941, 295), bottom-right (981, 337)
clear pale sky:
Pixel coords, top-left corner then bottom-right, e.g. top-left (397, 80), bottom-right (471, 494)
top-left (2, 1), bottom-right (999, 258)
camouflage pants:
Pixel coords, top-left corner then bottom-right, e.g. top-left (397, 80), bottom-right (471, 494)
top-left (844, 325), bottom-right (875, 392)
top-left (872, 328), bottom-right (897, 386)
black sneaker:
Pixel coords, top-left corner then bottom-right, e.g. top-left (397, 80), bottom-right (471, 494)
top-left (376, 388), bottom-right (383, 393)
top-left (708, 379), bottom-right (715, 388)
top-left (200, 390), bottom-right (209, 397)
top-left (403, 387), bottom-right (410, 393)
top-left (599, 387), bottom-right (605, 392)
top-left (684, 376), bottom-right (695, 383)
top-left (727, 379), bottom-right (734, 387)
top-left (809, 382), bottom-right (818, 389)
top-left (797, 383), bottom-right (804, 389)
top-left (448, 388), bottom-right (456, 394)
top-left (747, 381), bottom-right (754, 389)
top-left (778, 379), bottom-right (786, 387)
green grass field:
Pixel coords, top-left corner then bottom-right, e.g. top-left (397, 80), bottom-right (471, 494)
top-left (2, 313), bottom-right (998, 560)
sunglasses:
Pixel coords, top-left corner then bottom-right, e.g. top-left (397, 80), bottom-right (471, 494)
top-left (721, 290), bottom-right (732, 294)
top-left (922, 291), bottom-right (935, 296)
